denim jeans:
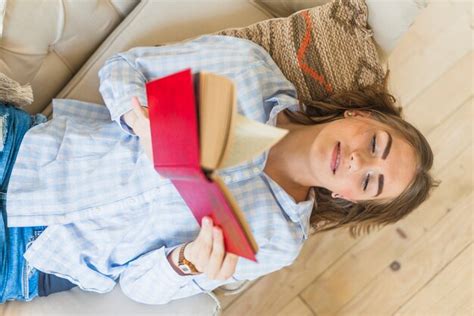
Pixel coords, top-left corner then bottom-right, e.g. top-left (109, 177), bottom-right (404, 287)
top-left (0, 102), bottom-right (48, 303)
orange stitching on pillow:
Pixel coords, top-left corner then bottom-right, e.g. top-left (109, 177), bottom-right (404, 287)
top-left (297, 11), bottom-right (333, 94)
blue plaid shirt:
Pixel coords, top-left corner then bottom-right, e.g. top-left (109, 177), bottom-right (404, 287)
top-left (6, 35), bottom-right (315, 304)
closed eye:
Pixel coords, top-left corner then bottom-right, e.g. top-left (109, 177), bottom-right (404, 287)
top-left (371, 134), bottom-right (376, 154)
top-left (363, 173), bottom-right (370, 191)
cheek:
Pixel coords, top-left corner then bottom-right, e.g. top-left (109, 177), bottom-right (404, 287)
top-left (340, 188), bottom-right (355, 200)
top-left (335, 178), bottom-right (358, 200)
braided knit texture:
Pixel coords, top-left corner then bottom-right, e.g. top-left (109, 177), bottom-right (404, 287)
top-left (0, 72), bottom-right (34, 108)
top-left (216, 0), bottom-right (384, 103)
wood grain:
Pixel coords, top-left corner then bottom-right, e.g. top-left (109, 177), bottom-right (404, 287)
top-left (224, 227), bottom-right (361, 315)
top-left (402, 52), bottom-right (472, 133)
top-left (394, 243), bottom-right (473, 316)
top-left (276, 296), bottom-right (314, 316)
top-left (336, 189), bottom-right (472, 315)
top-left (388, 2), bottom-right (471, 106)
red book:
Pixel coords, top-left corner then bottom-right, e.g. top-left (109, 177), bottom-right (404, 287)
top-left (146, 69), bottom-right (288, 262)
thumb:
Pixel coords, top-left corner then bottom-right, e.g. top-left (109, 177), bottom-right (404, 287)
top-left (131, 96), bottom-right (147, 118)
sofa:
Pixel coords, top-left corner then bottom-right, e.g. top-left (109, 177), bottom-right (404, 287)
top-left (0, 0), bottom-right (426, 315)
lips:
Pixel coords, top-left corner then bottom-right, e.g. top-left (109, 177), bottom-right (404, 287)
top-left (331, 142), bottom-right (341, 174)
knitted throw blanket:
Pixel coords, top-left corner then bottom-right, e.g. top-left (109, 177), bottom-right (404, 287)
top-left (216, 0), bottom-right (384, 103)
top-left (0, 72), bottom-right (33, 108)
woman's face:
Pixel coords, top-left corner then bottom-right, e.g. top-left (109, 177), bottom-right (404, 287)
top-left (308, 111), bottom-right (417, 202)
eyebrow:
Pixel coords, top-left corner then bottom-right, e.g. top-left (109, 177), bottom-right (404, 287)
top-left (375, 174), bottom-right (384, 197)
top-left (382, 131), bottom-right (392, 160)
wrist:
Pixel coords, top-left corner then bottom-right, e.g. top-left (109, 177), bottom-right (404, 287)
top-left (122, 110), bottom-right (138, 132)
top-left (179, 242), bottom-right (200, 275)
top-left (167, 245), bottom-right (186, 276)
top-left (167, 244), bottom-right (198, 276)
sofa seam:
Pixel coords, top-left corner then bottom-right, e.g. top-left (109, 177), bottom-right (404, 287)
top-left (50, 0), bottom-right (66, 46)
top-left (247, 0), bottom-right (276, 18)
top-left (104, 0), bottom-right (122, 19)
top-left (48, 47), bottom-right (74, 74)
top-left (41, 0), bottom-right (147, 118)
top-left (55, 0), bottom-right (148, 99)
top-left (0, 46), bottom-right (48, 56)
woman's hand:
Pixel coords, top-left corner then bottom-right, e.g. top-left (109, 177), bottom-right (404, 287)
top-left (171, 216), bottom-right (239, 280)
top-left (129, 96), bottom-right (153, 162)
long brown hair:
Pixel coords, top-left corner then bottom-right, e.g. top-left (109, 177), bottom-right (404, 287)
top-left (283, 78), bottom-right (438, 238)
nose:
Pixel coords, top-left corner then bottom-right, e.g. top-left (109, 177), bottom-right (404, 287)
top-left (348, 150), bottom-right (376, 172)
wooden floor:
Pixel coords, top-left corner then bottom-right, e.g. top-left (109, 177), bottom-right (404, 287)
top-left (215, 2), bottom-right (473, 315)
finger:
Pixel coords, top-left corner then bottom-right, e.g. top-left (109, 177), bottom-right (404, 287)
top-left (206, 227), bottom-right (225, 279)
top-left (216, 253), bottom-right (239, 280)
top-left (195, 217), bottom-right (213, 270)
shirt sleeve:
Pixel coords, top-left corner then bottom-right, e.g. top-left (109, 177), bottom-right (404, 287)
top-left (118, 238), bottom-right (301, 305)
top-left (118, 245), bottom-right (197, 305)
top-left (98, 53), bottom-right (148, 136)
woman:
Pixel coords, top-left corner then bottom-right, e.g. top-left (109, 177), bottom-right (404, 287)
top-left (1, 35), bottom-right (436, 304)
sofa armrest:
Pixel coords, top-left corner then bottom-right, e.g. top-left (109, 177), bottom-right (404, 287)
top-left (0, 286), bottom-right (220, 315)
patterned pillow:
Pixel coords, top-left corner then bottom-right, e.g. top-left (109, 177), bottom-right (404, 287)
top-left (215, 0), bottom-right (384, 103)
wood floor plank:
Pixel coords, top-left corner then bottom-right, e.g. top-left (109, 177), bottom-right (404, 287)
top-left (276, 296), bottom-right (314, 316)
top-left (424, 98), bottom-right (473, 171)
top-left (335, 190), bottom-right (472, 315)
top-left (299, 144), bottom-right (472, 315)
top-left (388, 1), bottom-right (469, 68)
top-left (215, 283), bottom-right (253, 310)
top-left (394, 243), bottom-right (473, 316)
top-left (387, 2), bottom-right (471, 106)
top-left (223, 226), bottom-right (362, 315)
top-left (402, 51), bottom-right (473, 134)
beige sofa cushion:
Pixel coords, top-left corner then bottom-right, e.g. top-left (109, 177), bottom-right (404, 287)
top-left (0, 0), bottom-right (139, 114)
top-left (252, 0), bottom-right (329, 17)
top-left (42, 0), bottom-right (271, 118)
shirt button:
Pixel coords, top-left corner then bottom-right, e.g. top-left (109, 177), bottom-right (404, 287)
top-left (253, 167), bottom-right (260, 174)
top-left (224, 176), bottom-right (232, 182)
top-left (232, 175), bottom-right (239, 182)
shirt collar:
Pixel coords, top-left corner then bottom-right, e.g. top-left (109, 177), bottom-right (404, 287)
top-left (218, 98), bottom-right (316, 239)
top-left (261, 166), bottom-right (316, 240)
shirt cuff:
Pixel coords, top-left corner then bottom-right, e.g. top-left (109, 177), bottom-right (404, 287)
top-left (155, 246), bottom-right (195, 286)
top-left (119, 115), bottom-right (137, 136)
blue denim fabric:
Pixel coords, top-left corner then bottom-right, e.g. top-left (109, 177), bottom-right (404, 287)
top-left (0, 102), bottom-right (47, 303)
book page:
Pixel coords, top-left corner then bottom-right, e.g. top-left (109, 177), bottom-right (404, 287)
top-left (199, 72), bottom-right (235, 171)
top-left (218, 114), bottom-right (288, 169)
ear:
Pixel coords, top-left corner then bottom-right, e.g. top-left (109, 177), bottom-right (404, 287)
top-left (344, 110), bottom-right (371, 118)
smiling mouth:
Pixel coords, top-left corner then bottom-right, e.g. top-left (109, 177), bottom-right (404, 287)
top-left (331, 142), bottom-right (341, 174)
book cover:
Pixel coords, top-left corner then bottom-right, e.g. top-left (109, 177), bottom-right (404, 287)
top-left (146, 68), bottom-right (288, 262)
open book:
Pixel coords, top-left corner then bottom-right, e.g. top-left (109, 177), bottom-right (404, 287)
top-left (146, 69), bottom-right (288, 261)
